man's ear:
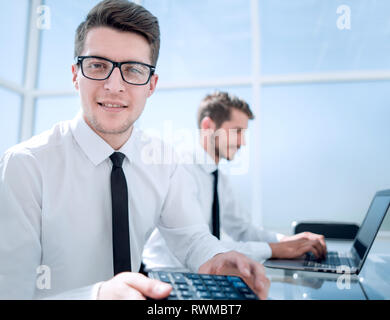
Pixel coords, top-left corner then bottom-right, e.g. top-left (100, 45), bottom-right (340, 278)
top-left (72, 64), bottom-right (79, 91)
top-left (200, 117), bottom-right (216, 131)
top-left (147, 73), bottom-right (159, 98)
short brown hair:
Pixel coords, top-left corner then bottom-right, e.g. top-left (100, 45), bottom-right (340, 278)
top-left (197, 91), bottom-right (255, 128)
top-left (74, 0), bottom-right (160, 65)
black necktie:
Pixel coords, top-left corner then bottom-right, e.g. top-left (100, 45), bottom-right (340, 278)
top-left (212, 169), bottom-right (220, 239)
top-left (110, 152), bottom-right (131, 275)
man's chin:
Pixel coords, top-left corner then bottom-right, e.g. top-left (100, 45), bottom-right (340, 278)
top-left (226, 150), bottom-right (238, 161)
top-left (96, 125), bottom-right (133, 135)
top-left (88, 118), bottom-right (134, 136)
top-left (223, 154), bottom-right (235, 162)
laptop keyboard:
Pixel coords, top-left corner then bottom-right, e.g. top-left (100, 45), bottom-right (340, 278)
top-left (148, 271), bottom-right (258, 300)
top-left (304, 251), bottom-right (351, 269)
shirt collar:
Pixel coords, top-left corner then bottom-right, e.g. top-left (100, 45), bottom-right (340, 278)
top-left (70, 112), bottom-right (137, 166)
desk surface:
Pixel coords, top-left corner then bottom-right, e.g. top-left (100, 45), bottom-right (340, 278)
top-left (149, 236), bottom-right (390, 300)
top-left (266, 237), bottom-right (390, 300)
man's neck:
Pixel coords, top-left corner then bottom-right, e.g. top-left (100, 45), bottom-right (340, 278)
top-left (101, 128), bottom-right (133, 150)
top-left (84, 118), bottom-right (133, 150)
top-left (200, 139), bottom-right (219, 165)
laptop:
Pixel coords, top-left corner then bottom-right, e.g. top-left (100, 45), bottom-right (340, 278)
top-left (264, 189), bottom-right (390, 275)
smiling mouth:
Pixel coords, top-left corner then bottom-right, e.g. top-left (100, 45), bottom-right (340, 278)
top-left (98, 102), bottom-right (128, 108)
top-left (97, 102), bottom-right (128, 110)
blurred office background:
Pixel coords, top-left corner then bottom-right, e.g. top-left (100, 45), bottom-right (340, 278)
top-left (1, 0), bottom-right (390, 234)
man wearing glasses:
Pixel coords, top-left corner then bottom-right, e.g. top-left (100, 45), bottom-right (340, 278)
top-left (0, 0), bottom-right (269, 299)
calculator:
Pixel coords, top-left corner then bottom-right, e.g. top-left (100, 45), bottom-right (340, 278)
top-left (148, 271), bottom-right (258, 300)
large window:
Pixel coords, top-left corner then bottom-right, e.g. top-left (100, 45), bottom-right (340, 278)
top-left (0, 0), bottom-right (29, 85)
top-left (260, 0), bottom-right (390, 74)
top-left (260, 81), bottom-right (390, 231)
top-left (0, 0), bottom-right (29, 154)
top-left (143, 0), bottom-right (252, 82)
top-left (2, 0), bottom-right (390, 233)
top-left (0, 88), bottom-right (21, 153)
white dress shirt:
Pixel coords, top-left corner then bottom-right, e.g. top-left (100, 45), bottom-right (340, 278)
top-left (142, 147), bottom-right (285, 270)
top-left (0, 113), bottom-right (228, 299)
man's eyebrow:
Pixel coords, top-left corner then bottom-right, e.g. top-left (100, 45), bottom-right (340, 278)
top-left (86, 54), bottom-right (109, 59)
top-left (87, 54), bottom-right (147, 63)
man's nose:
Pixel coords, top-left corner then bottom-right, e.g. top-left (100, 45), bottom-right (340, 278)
top-left (103, 67), bottom-right (125, 92)
top-left (235, 131), bottom-right (246, 148)
top-left (240, 133), bottom-right (246, 146)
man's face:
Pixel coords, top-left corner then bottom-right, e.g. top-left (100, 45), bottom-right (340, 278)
top-left (214, 109), bottom-right (249, 161)
top-left (72, 27), bottom-right (158, 138)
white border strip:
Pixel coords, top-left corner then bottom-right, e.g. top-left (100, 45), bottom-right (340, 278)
top-left (250, 0), bottom-right (263, 227)
top-left (19, 0), bottom-right (42, 141)
top-left (0, 79), bottom-right (25, 95)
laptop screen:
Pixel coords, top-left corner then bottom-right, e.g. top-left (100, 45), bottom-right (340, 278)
top-left (352, 194), bottom-right (390, 262)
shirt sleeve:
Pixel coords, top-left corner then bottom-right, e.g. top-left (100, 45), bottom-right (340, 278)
top-left (0, 150), bottom-right (101, 300)
top-left (219, 240), bottom-right (273, 262)
top-left (221, 174), bottom-right (285, 243)
top-left (0, 150), bottom-right (43, 299)
top-left (157, 164), bottom-right (229, 272)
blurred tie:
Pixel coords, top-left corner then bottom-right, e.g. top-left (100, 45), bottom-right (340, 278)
top-left (110, 152), bottom-right (131, 275)
top-left (212, 169), bottom-right (220, 239)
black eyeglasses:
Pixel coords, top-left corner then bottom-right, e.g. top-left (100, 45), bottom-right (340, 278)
top-left (76, 56), bottom-right (156, 86)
